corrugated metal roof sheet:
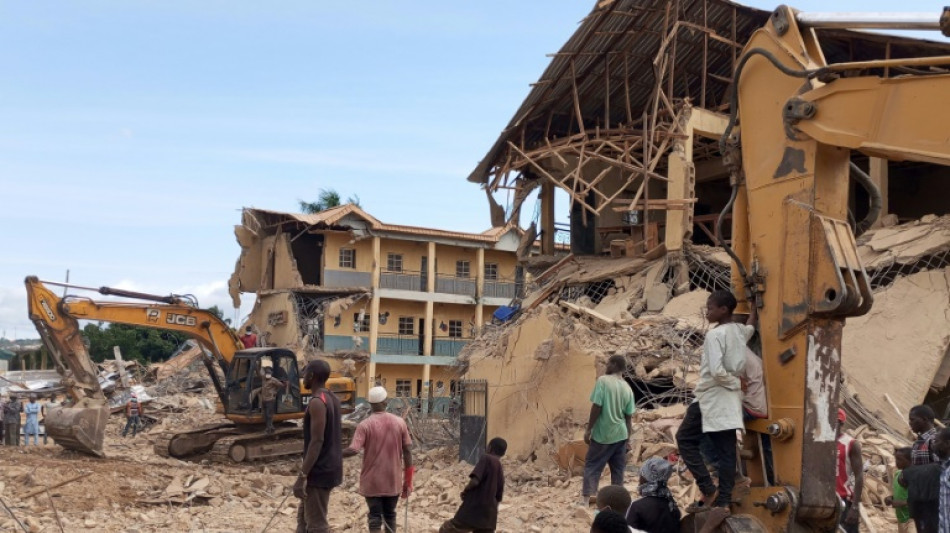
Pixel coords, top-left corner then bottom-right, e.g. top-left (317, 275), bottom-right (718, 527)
top-left (243, 206), bottom-right (520, 244)
top-left (468, 0), bottom-right (950, 184)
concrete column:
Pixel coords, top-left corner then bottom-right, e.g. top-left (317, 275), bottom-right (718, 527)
top-left (869, 158), bottom-right (889, 227)
top-left (422, 363), bottom-right (431, 416)
top-left (427, 242), bottom-right (436, 292)
top-left (368, 236), bottom-right (381, 387)
top-left (475, 247), bottom-right (485, 330)
top-left (541, 181), bottom-right (555, 255)
top-left (422, 241), bottom-right (436, 415)
top-left (422, 301), bottom-right (434, 415)
top-left (665, 110), bottom-right (694, 253)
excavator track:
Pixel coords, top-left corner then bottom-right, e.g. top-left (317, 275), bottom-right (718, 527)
top-left (209, 425), bottom-right (303, 463)
top-left (152, 423), bottom-right (237, 459)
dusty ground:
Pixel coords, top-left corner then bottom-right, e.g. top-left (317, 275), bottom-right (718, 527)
top-left (0, 413), bottom-right (602, 533)
top-left (0, 415), bottom-right (901, 533)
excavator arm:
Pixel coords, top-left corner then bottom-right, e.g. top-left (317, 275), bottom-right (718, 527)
top-left (708, 6), bottom-right (950, 532)
top-left (25, 276), bottom-right (242, 456)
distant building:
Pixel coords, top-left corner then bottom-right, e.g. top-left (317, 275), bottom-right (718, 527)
top-left (0, 348), bottom-right (12, 374)
top-left (229, 204), bottom-right (524, 410)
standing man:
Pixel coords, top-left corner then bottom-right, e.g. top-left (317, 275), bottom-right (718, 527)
top-left (910, 405), bottom-right (940, 466)
top-left (260, 367), bottom-right (287, 435)
top-left (3, 395), bottom-right (21, 447)
top-left (343, 386), bottom-right (413, 533)
top-left (23, 395), bottom-right (41, 446)
top-left (935, 427), bottom-right (950, 533)
top-left (0, 396), bottom-right (6, 444)
top-left (294, 360), bottom-right (343, 533)
top-left (835, 408), bottom-right (864, 533)
top-left (240, 326), bottom-right (258, 349)
top-left (122, 394), bottom-right (143, 437)
top-left (582, 354), bottom-right (635, 505)
top-left (676, 290), bottom-right (756, 524)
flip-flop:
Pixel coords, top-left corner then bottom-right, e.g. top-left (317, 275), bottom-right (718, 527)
top-left (686, 489), bottom-right (718, 513)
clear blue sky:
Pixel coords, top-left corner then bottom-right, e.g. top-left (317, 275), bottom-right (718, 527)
top-left (1, 1), bottom-right (946, 336)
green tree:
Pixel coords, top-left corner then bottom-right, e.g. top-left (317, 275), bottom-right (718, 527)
top-left (82, 323), bottom-right (187, 364)
top-left (298, 188), bottom-right (361, 214)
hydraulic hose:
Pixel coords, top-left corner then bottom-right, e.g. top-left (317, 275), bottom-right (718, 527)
top-left (715, 184), bottom-right (750, 283)
top-left (716, 48), bottom-right (827, 290)
top-left (720, 48), bottom-right (822, 154)
top-left (849, 161), bottom-right (883, 237)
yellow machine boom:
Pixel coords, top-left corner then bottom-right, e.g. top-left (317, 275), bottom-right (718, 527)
top-left (25, 276), bottom-right (355, 460)
top-left (699, 6), bottom-right (950, 532)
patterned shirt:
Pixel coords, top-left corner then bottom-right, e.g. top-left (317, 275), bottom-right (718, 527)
top-left (940, 459), bottom-right (950, 533)
top-left (915, 428), bottom-right (940, 466)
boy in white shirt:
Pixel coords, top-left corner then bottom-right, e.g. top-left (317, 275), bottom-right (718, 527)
top-left (675, 290), bottom-right (756, 525)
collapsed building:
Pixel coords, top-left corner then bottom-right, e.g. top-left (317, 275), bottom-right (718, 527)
top-left (228, 204), bottom-right (525, 407)
top-left (461, 0), bottom-right (950, 458)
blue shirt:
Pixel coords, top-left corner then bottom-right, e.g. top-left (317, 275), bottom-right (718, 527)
top-left (24, 402), bottom-right (40, 422)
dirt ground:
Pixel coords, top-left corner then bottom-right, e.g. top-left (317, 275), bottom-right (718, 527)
top-left (0, 413), bottom-right (602, 533)
top-left (0, 417), bottom-right (901, 533)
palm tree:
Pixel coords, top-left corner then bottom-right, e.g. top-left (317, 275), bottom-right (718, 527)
top-left (298, 189), bottom-right (361, 214)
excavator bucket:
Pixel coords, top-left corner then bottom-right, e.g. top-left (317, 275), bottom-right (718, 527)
top-left (45, 404), bottom-right (110, 457)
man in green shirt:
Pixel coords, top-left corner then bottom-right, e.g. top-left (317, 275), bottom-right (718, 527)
top-left (582, 355), bottom-right (635, 505)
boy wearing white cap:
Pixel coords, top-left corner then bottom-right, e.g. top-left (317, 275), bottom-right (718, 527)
top-left (343, 386), bottom-right (413, 533)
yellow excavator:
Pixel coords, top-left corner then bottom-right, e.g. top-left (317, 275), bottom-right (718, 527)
top-left (687, 5), bottom-right (950, 532)
top-left (25, 276), bottom-right (356, 462)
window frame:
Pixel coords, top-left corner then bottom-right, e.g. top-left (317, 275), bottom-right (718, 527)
top-left (484, 263), bottom-right (499, 281)
top-left (448, 319), bottom-right (464, 338)
top-left (455, 260), bottom-right (471, 279)
top-left (353, 312), bottom-right (370, 332)
top-left (338, 248), bottom-right (356, 269)
top-left (386, 252), bottom-right (404, 273)
top-left (398, 316), bottom-right (415, 335)
top-left (395, 379), bottom-right (412, 398)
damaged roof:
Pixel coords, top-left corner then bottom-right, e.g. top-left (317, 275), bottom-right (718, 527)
top-left (468, 0), bottom-right (950, 184)
top-left (243, 205), bottom-right (521, 245)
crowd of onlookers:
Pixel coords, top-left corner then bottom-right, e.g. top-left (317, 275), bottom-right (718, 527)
top-left (0, 393), bottom-right (60, 446)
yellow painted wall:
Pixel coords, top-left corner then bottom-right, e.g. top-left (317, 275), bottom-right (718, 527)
top-left (432, 303), bottom-right (478, 336)
top-left (372, 364), bottom-right (424, 397)
top-left (380, 239), bottom-right (429, 272)
top-left (378, 299), bottom-right (427, 335)
top-left (274, 232), bottom-right (304, 290)
top-left (324, 298), bottom-right (373, 337)
top-left (249, 293), bottom-right (300, 348)
top-left (434, 245), bottom-right (478, 276)
top-left (323, 231), bottom-right (374, 272)
top-left (430, 367), bottom-right (464, 397)
top-left (484, 250), bottom-right (519, 280)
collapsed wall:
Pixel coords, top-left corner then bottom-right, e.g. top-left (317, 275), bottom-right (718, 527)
top-left (463, 215), bottom-right (950, 458)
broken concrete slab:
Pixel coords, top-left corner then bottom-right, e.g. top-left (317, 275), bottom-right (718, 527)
top-left (842, 267), bottom-right (950, 433)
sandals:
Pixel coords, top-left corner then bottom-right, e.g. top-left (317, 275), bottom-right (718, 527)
top-left (698, 506), bottom-right (731, 533)
top-left (685, 489), bottom-right (718, 513)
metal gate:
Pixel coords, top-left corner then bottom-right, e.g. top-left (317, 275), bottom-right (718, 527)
top-left (458, 379), bottom-right (488, 465)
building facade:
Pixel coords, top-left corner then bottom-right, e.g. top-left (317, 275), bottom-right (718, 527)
top-left (229, 205), bottom-right (523, 411)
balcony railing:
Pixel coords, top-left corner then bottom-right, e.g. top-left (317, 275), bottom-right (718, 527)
top-left (379, 270), bottom-right (426, 292)
top-left (433, 336), bottom-right (470, 357)
top-left (482, 278), bottom-right (520, 300)
top-left (324, 269), bottom-right (372, 288)
top-left (323, 334), bottom-right (369, 352)
top-left (376, 333), bottom-right (422, 355)
top-left (435, 274), bottom-right (476, 296)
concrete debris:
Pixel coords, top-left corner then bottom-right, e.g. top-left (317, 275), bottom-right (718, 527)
top-left (859, 214), bottom-right (950, 269)
top-left (146, 341), bottom-right (205, 383)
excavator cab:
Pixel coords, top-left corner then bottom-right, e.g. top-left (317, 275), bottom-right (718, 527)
top-left (224, 348), bottom-right (302, 419)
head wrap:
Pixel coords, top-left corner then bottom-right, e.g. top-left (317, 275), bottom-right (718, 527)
top-left (638, 457), bottom-right (677, 512)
